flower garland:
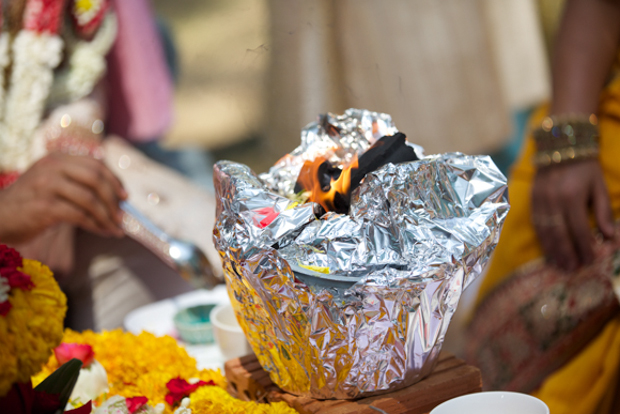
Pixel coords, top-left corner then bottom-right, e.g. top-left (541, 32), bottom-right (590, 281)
top-left (33, 329), bottom-right (224, 407)
top-left (73, 0), bottom-right (107, 30)
top-left (0, 0), bottom-right (116, 173)
top-left (0, 29), bottom-right (64, 171)
top-left (48, 12), bottom-right (117, 105)
top-left (34, 330), bottom-right (297, 414)
top-left (0, 244), bottom-right (67, 397)
top-left (187, 385), bottom-right (294, 414)
top-left (0, 33), bottom-right (11, 120)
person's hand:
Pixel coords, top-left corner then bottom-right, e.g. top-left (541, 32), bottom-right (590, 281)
top-left (532, 159), bottom-right (614, 271)
top-left (0, 153), bottom-right (127, 244)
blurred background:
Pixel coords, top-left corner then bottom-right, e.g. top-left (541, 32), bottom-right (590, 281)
top-left (151, 0), bottom-right (565, 184)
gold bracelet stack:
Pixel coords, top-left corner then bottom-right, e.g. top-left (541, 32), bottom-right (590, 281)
top-left (532, 114), bottom-right (599, 167)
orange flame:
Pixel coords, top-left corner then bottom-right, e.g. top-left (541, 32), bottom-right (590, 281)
top-left (297, 155), bottom-right (359, 213)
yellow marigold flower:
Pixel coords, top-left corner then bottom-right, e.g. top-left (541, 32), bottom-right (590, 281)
top-left (0, 258), bottom-right (66, 397)
top-left (0, 323), bottom-right (17, 397)
top-left (189, 386), bottom-right (297, 414)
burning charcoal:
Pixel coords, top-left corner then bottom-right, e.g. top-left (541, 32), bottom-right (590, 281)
top-left (313, 204), bottom-right (327, 218)
top-left (294, 160), bottom-right (342, 194)
top-left (350, 133), bottom-right (418, 192)
top-left (295, 132), bottom-right (418, 215)
top-left (317, 161), bottom-right (342, 192)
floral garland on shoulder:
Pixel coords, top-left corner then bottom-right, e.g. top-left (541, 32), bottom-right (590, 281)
top-left (0, 0), bottom-right (116, 173)
top-left (0, 244), bottom-right (67, 397)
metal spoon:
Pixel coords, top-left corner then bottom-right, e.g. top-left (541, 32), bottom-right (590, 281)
top-left (120, 201), bottom-right (220, 289)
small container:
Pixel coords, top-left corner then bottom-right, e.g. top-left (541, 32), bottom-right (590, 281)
top-left (430, 391), bottom-right (549, 414)
top-left (173, 304), bottom-right (217, 344)
top-left (210, 303), bottom-right (251, 360)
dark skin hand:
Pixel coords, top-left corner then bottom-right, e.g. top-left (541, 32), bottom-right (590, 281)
top-left (533, 160), bottom-right (614, 271)
top-left (532, 0), bottom-right (620, 271)
top-left (0, 153), bottom-right (127, 244)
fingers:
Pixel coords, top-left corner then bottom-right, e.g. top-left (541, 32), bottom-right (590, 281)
top-left (58, 156), bottom-right (126, 228)
top-left (62, 156), bottom-right (126, 212)
top-left (531, 180), bottom-right (551, 259)
top-left (532, 171), bottom-right (578, 271)
top-left (42, 153), bottom-right (126, 236)
top-left (50, 196), bottom-right (118, 237)
top-left (51, 174), bottom-right (123, 236)
top-left (1, 153), bottom-right (127, 240)
top-left (542, 196), bottom-right (578, 271)
top-left (592, 175), bottom-right (615, 239)
top-left (564, 199), bottom-right (595, 266)
top-left (532, 160), bottom-right (616, 272)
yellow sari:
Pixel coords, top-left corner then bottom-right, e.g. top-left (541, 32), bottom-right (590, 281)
top-left (476, 77), bottom-right (620, 413)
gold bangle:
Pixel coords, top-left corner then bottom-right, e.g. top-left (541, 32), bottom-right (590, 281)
top-left (532, 114), bottom-right (599, 167)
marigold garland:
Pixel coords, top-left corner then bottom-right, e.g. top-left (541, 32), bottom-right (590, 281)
top-left (0, 252), bottom-right (67, 397)
top-left (34, 330), bottom-right (298, 414)
top-left (34, 329), bottom-right (225, 407)
top-left (188, 386), bottom-right (297, 414)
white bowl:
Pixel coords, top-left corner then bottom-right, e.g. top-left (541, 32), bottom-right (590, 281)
top-left (430, 392), bottom-right (549, 414)
top-left (210, 303), bottom-right (251, 360)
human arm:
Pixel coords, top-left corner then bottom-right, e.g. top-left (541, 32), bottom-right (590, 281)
top-left (532, 0), bottom-right (620, 271)
top-left (0, 153), bottom-right (127, 245)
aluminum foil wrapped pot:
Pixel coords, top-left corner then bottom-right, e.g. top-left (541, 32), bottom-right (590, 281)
top-left (213, 109), bottom-right (509, 399)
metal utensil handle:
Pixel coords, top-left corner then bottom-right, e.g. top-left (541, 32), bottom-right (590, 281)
top-left (119, 201), bottom-right (175, 268)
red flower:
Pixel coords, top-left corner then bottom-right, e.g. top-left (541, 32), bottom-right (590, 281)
top-left (126, 396), bottom-right (148, 413)
top-left (0, 171), bottom-right (19, 189)
top-left (4, 269), bottom-right (34, 290)
top-left (0, 381), bottom-right (34, 414)
top-left (0, 381), bottom-right (92, 414)
top-left (22, 0), bottom-right (66, 34)
top-left (54, 343), bottom-right (95, 368)
top-left (0, 244), bottom-right (23, 268)
top-left (0, 378), bottom-right (92, 414)
top-left (165, 378), bottom-right (215, 406)
top-left (0, 245), bottom-right (33, 292)
top-left (31, 390), bottom-right (61, 413)
top-left (0, 300), bottom-right (11, 316)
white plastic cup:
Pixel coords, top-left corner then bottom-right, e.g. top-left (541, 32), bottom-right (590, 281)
top-left (210, 303), bottom-right (251, 360)
top-left (430, 391), bottom-right (549, 414)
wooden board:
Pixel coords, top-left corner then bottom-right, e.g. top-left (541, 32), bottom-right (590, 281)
top-left (225, 352), bottom-right (482, 414)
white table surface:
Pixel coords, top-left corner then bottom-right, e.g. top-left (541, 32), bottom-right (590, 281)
top-left (123, 284), bottom-right (231, 370)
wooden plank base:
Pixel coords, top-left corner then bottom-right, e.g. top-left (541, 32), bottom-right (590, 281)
top-left (225, 352), bottom-right (482, 414)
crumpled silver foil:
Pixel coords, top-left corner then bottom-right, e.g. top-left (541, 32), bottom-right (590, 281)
top-left (213, 109), bottom-right (509, 399)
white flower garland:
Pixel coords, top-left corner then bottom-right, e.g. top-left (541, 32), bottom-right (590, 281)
top-left (49, 12), bottom-right (117, 104)
top-left (0, 11), bottom-right (117, 173)
top-left (0, 31), bottom-right (63, 171)
top-left (0, 34), bottom-right (12, 120)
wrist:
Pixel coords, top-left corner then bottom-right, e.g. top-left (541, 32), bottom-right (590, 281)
top-left (532, 113), bottom-right (599, 167)
top-left (0, 191), bottom-right (16, 245)
top-left (43, 99), bottom-right (105, 158)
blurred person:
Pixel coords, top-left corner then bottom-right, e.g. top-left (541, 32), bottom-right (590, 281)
top-left (469, 0), bottom-right (620, 412)
top-left (266, 0), bottom-right (549, 160)
top-left (0, 0), bottom-right (193, 330)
